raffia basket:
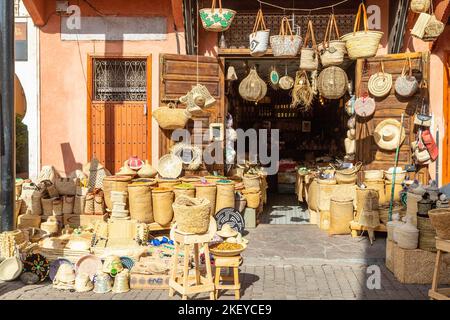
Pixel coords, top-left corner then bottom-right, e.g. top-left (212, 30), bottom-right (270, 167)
top-left (317, 66), bottom-right (348, 100)
top-left (173, 195), bottom-right (211, 234)
top-left (428, 208), bottom-right (450, 240)
top-left (411, 0), bottom-right (431, 13)
top-left (156, 178), bottom-right (180, 190)
top-left (128, 181), bottom-right (156, 223)
top-left (243, 174), bottom-right (261, 190)
top-left (335, 162), bottom-right (362, 185)
top-left (152, 103), bottom-right (191, 130)
top-left (242, 188), bottom-right (261, 209)
top-left (417, 216), bottom-right (436, 252)
top-left (102, 176), bottom-right (132, 210)
top-left (151, 187), bottom-right (174, 226)
top-left (340, 3), bottom-right (383, 59)
top-left (195, 183), bottom-right (217, 216)
top-left (355, 188), bottom-right (379, 222)
top-left (173, 184), bottom-right (196, 200)
top-left (328, 197), bottom-right (354, 235)
top-left (364, 170), bottom-right (384, 181)
top-left (215, 181), bottom-right (235, 214)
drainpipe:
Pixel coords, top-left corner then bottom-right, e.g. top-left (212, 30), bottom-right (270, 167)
top-left (0, 0), bottom-right (16, 232)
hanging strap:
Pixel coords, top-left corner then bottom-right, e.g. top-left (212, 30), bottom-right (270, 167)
top-left (353, 2), bottom-right (369, 34)
top-left (303, 20), bottom-right (317, 49)
top-left (252, 9), bottom-right (267, 33)
top-left (211, 0), bottom-right (223, 13)
top-left (279, 16), bottom-right (295, 40)
top-left (380, 61), bottom-right (385, 75)
top-left (323, 13), bottom-right (341, 48)
top-left (401, 57), bottom-right (412, 77)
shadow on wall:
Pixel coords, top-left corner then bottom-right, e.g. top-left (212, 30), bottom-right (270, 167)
top-left (60, 142), bottom-right (82, 176)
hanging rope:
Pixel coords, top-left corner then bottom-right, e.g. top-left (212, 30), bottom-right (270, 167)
top-left (256, 0), bottom-right (351, 12)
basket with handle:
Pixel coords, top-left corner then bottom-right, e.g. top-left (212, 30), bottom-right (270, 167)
top-left (249, 9), bottom-right (270, 57)
top-left (152, 102), bottom-right (191, 130)
top-left (199, 0), bottom-right (236, 32)
top-left (318, 14), bottom-right (347, 67)
top-left (340, 3), bottom-right (383, 59)
top-left (300, 19), bottom-right (319, 71)
top-left (368, 61), bottom-right (392, 98)
top-left (270, 16), bottom-right (302, 57)
top-left (411, 0), bottom-right (431, 13)
top-left (395, 57), bottom-right (418, 98)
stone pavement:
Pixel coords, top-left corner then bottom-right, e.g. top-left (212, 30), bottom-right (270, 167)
top-left (0, 224), bottom-right (430, 300)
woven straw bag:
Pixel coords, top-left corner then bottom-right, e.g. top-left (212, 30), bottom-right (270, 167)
top-left (173, 184), bottom-right (196, 200)
top-left (73, 195), bottom-right (86, 215)
top-left (411, 0), bottom-right (431, 13)
top-left (102, 176), bottom-right (132, 210)
top-left (334, 162), bottom-right (362, 184)
top-left (199, 0), bottom-right (236, 32)
top-left (270, 16), bottom-right (302, 57)
top-left (411, 12), bottom-right (432, 39)
top-left (215, 181), bottom-right (235, 214)
top-left (328, 197), bottom-right (354, 235)
top-left (152, 103), bottom-right (191, 130)
top-left (249, 9), bottom-right (270, 57)
top-left (41, 197), bottom-right (56, 216)
top-left (300, 20), bottom-right (319, 71)
top-left (368, 61), bottom-right (392, 98)
top-left (317, 66), bottom-right (348, 100)
top-left (55, 177), bottom-right (78, 196)
top-left (152, 188), bottom-right (174, 226)
top-left (195, 183), bottom-right (216, 216)
top-left (354, 94), bottom-right (376, 117)
top-left (239, 67), bottom-right (267, 103)
top-left (395, 58), bottom-right (418, 98)
top-left (423, 14), bottom-right (444, 41)
top-left (417, 216), bottom-right (437, 252)
top-left (128, 182), bottom-right (155, 223)
top-left (318, 14), bottom-right (347, 67)
top-left (242, 188), bottom-right (261, 209)
top-left (340, 3), bottom-right (383, 59)
top-left (173, 195), bottom-right (211, 234)
top-left (52, 199), bottom-right (63, 216)
top-left (243, 174), bottom-right (261, 190)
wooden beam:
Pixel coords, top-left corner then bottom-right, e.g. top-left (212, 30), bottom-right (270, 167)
top-left (22, 0), bottom-right (46, 26)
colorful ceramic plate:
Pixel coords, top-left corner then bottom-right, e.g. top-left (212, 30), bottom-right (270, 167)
top-left (49, 258), bottom-right (73, 281)
top-left (119, 256), bottom-right (135, 270)
top-left (22, 253), bottom-right (49, 282)
top-left (75, 254), bottom-right (103, 281)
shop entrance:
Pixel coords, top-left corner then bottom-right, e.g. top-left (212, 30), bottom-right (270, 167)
top-left (225, 58), bottom-right (353, 225)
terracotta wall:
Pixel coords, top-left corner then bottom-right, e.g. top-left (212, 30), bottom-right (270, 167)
top-left (39, 0), bottom-right (185, 175)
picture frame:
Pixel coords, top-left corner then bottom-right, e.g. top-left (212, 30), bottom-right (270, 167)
top-left (302, 121), bottom-right (311, 133)
top-left (209, 123), bottom-right (224, 141)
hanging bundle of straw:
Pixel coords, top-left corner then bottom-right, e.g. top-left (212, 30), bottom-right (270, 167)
top-left (291, 71), bottom-right (314, 110)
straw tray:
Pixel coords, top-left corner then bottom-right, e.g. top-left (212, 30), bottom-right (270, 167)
top-left (209, 243), bottom-right (246, 257)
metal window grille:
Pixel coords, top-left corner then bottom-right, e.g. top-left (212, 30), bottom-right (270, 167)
top-left (93, 59), bottom-right (147, 101)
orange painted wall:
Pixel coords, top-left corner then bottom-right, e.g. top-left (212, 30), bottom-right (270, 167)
top-left (39, 0), bottom-right (185, 175)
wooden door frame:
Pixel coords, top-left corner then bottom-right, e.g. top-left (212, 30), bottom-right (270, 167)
top-left (86, 54), bottom-right (152, 167)
top-left (444, 51), bottom-right (450, 184)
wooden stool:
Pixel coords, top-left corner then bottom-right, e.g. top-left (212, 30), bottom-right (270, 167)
top-left (214, 255), bottom-right (241, 300)
top-left (429, 237), bottom-right (450, 300)
top-left (168, 222), bottom-right (216, 300)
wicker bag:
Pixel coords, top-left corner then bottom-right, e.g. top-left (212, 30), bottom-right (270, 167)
top-left (199, 0), bottom-right (236, 32)
top-left (411, 0), bottom-right (431, 13)
top-left (242, 188), bottom-right (261, 209)
top-left (55, 177), bottom-right (78, 196)
top-left (317, 66), bottom-right (348, 100)
top-left (62, 196), bottom-right (75, 214)
top-left (395, 58), bottom-right (419, 98)
top-left (215, 182), bottom-right (235, 214)
top-left (270, 16), bottom-right (302, 57)
top-left (300, 20), bottom-right (319, 71)
top-left (102, 176), bottom-right (132, 210)
top-left (84, 193), bottom-right (95, 215)
top-left (335, 162), bottom-right (362, 185)
top-left (328, 197), bottom-right (354, 235)
top-left (340, 3), bottom-right (383, 59)
top-left (249, 9), bottom-right (270, 57)
top-left (318, 14), bottom-right (347, 67)
top-left (428, 208), bottom-right (450, 240)
top-left (94, 190), bottom-right (105, 215)
top-left (423, 14), bottom-right (445, 41)
top-left (411, 12), bottom-right (432, 39)
top-left (239, 68), bottom-right (267, 103)
top-left (152, 188), bottom-right (174, 226)
top-left (173, 195), bottom-right (211, 234)
top-left (152, 103), bottom-right (191, 130)
top-left (195, 183), bottom-right (217, 216)
top-left (368, 61), bottom-right (392, 98)
top-left (128, 182), bottom-right (154, 223)
top-left (354, 94), bottom-right (376, 117)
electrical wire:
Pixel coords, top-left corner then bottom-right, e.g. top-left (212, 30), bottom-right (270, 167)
top-left (257, 0), bottom-right (351, 12)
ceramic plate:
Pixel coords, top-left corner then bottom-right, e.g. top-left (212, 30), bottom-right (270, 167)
top-left (75, 254), bottom-right (103, 281)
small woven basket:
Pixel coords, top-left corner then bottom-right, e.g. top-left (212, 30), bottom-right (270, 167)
top-left (428, 208), bottom-right (450, 240)
top-left (173, 195), bottom-right (211, 234)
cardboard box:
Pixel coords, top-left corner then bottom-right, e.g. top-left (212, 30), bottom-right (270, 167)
top-left (391, 241), bottom-right (450, 284)
top-left (130, 274), bottom-right (170, 290)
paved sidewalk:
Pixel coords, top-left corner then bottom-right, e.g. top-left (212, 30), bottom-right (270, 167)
top-left (0, 225), bottom-right (430, 300)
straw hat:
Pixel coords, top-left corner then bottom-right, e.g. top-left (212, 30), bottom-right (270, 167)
top-left (217, 223), bottom-right (238, 238)
top-left (102, 255), bottom-right (124, 276)
top-left (112, 269), bottom-right (130, 293)
top-left (75, 272), bottom-right (94, 292)
top-left (53, 263), bottom-right (76, 289)
top-left (93, 270), bottom-right (112, 294)
top-left (0, 256), bottom-right (23, 281)
top-left (157, 154), bottom-right (183, 179)
top-left (373, 119), bottom-right (406, 151)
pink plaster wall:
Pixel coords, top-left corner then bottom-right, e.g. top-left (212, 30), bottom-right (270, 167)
top-left (39, 0), bottom-right (185, 175)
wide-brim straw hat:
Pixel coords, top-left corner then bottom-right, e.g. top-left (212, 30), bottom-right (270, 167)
top-left (0, 257), bottom-right (23, 281)
top-left (54, 263), bottom-right (76, 284)
top-left (217, 223), bottom-right (238, 238)
top-left (373, 119), bottom-right (406, 151)
top-left (157, 154), bottom-right (183, 179)
top-left (75, 273), bottom-right (94, 292)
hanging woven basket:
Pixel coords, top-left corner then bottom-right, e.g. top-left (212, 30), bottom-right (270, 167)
top-left (368, 61), bottom-right (392, 98)
top-left (238, 68), bottom-right (267, 103)
top-left (317, 66), bottom-right (348, 100)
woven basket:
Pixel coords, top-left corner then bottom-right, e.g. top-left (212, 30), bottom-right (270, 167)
top-left (84, 193), bottom-right (95, 215)
top-left (173, 195), bottom-right (211, 234)
top-left (365, 180), bottom-right (386, 206)
top-left (243, 174), bottom-right (261, 190)
top-left (411, 0), bottom-right (431, 13)
top-left (239, 68), bottom-right (267, 103)
top-left (364, 170), bottom-right (384, 181)
top-left (395, 223), bottom-right (419, 250)
top-left (417, 216), bottom-right (436, 252)
top-left (368, 61), bottom-right (392, 98)
top-left (41, 198), bottom-right (56, 216)
top-left (73, 195), bottom-right (86, 215)
top-left (385, 182), bottom-right (403, 202)
top-left (299, 20), bottom-right (319, 71)
top-left (195, 183), bottom-right (217, 216)
top-left (328, 197), bottom-right (354, 235)
top-left (180, 176), bottom-right (201, 184)
top-left (173, 184), bottom-right (196, 200)
top-left (378, 204), bottom-right (403, 225)
top-left (335, 162), bottom-right (362, 185)
top-left (151, 188), bottom-right (174, 226)
top-left (395, 58), bottom-right (419, 98)
top-left (62, 196), bottom-right (75, 214)
top-left (128, 182), bottom-right (155, 223)
top-left (340, 3), bottom-right (383, 59)
top-left (242, 188), bottom-right (261, 209)
top-left (52, 199), bottom-right (63, 216)
top-left (428, 209), bottom-right (450, 240)
top-left (152, 103), bottom-right (191, 130)
top-left (270, 16), bottom-right (302, 57)
top-left (215, 182), bottom-right (235, 214)
top-left (317, 66), bottom-right (348, 100)
top-left (318, 14), bottom-right (346, 67)
top-left (199, 0), bottom-right (236, 32)
top-left (355, 188), bottom-right (379, 222)
top-left (249, 9), bottom-right (270, 57)
top-left (156, 178), bottom-right (180, 190)
top-left (102, 176), bottom-right (132, 210)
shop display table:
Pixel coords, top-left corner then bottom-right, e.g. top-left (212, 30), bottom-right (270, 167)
top-left (350, 220), bottom-right (387, 238)
top-left (214, 255), bottom-right (242, 300)
top-left (429, 238), bottom-right (450, 300)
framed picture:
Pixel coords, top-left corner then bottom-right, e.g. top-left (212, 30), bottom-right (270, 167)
top-left (209, 123), bottom-right (224, 141)
top-left (302, 121), bottom-right (311, 133)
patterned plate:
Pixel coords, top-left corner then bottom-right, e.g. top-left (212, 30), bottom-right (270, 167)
top-left (49, 258), bottom-right (73, 281)
top-left (22, 253), bottom-right (49, 282)
top-left (119, 256), bottom-right (135, 270)
top-left (75, 254), bottom-right (103, 281)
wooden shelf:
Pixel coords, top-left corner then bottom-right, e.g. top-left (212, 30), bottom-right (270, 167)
top-left (218, 48), bottom-right (298, 59)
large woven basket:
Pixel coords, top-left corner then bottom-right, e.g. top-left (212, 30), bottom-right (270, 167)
top-left (173, 195), bottom-right (211, 234)
top-left (195, 183), bottom-right (217, 216)
top-left (128, 182), bottom-right (156, 223)
top-left (428, 209), bottom-right (450, 240)
top-left (215, 181), bottom-right (235, 214)
top-left (318, 14), bottom-right (346, 67)
top-left (242, 188), bottom-right (261, 209)
top-left (340, 3), bottom-right (383, 59)
top-left (102, 176), bottom-right (132, 210)
top-left (152, 188), bottom-right (174, 226)
top-left (417, 216), bottom-right (437, 252)
top-left (317, 66), bottom-right (348, 100)
top-left (152, 103), bottom-right (191, 130)
top-left (243, 174), bottom-right (261, 190)
top-left (328, 197), bottom-right (354, 235)
top-left (335, 162), bottom-right (362, 185)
